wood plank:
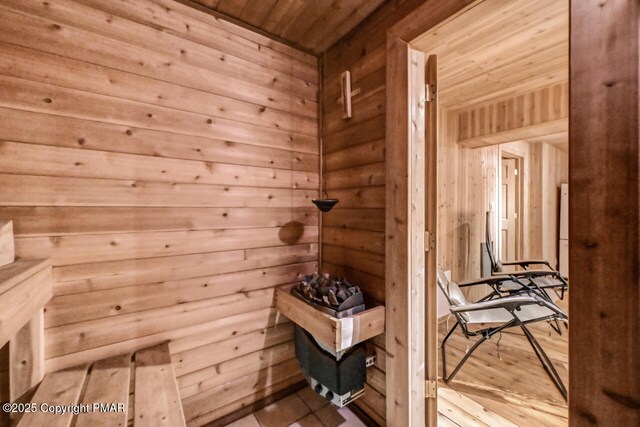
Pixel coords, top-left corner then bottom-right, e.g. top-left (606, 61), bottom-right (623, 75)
top-left (76, 353), bottom-right (131, 427)
top-left (322, 227), bottom-right (384, 255)
top-left (437, 310), bottom-right (568, 426)
top-left (0, 41), bottom-right (316, 136)
top-left (384, 38), bottom-right (413, 427)
top-left (150, 0), bottom-right (318, 75)
top-left (0, 220), bottom-right (13, 267)
top-left (0, 141), bottom-right (317, 190)
top-left (438, 387), bottom-right (517, 427)
top-left (0, 6), bottom-right (317, 117)
top-left (46, 307), bottom-right (283, 373)
top-left (184, 371), bottom-right (305, 426)
top-left (189, 0), bottom-right (385, 55)
top-left (0, 259), bottom-right (50, 296)
top-left (52, 244), bottom-right (316, 295)
top-left (17, 364), bottom-right (89, 427)
top-left (16, 226), bottom-right (317, 265)
top-left (412, 0), bottom-right (567, 108)
top-left (455, 83), bottom-right (568, 146)
top-left (0, 0), bottom-right (320, 420)
top-left (459, 119), bottom-right (567, 149)
top-left (1, 206), bottom-right (318, 237)
top-left (173, 323), bottom-right (294, 377)
top-left (325, 162), bottom-right (385, 190)
top-left (177, 341), bottom-right (296, 398)
top-left (45, 262), bottom-right (315, 327)
top-left (134, 342), bottom-right (186, 427)
top-left (424, 53), bottom-right (438, 426)
top-left (323, 245), bottom-right (384, 278)
top-left (324, 186), bottom-right (385, 209)
top-left (321, 208), bottom-right (384, 233)
top-left (45, 288), bottom-right (278, 359)
top-left (324, 139), bottom-right (385, 173)
top-left (9, 309), bottom-right (45, 401)
top-left (570, 1), bottom-right (640, 426)
top-left (0, 108), bottom-right (318, 172)
top-left (0, 174), bottom-right (316, 208)
top-left (182, 358), bottom-right (301, 422)
top-left (0, 75), bottom-right (316, 153)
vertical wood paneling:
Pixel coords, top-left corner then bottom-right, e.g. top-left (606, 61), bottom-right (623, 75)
top-left (0, 0), bottom-right (318, 424)
top-left (455, 83), bottom-right (569, 147)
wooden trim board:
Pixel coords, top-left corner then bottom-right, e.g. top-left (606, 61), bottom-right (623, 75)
top-left (569, 1), bottom-right (640, 425)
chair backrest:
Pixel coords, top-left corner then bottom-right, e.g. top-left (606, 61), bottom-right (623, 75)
top-left (436, 267), bottom-right (470, 323)
top-left (485, 210), bottom-right (502, 272)
top-left (436, 266), bottom-right (467, 308)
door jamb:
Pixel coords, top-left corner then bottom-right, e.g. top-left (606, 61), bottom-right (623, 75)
top-left (384, 1), bottom-right (477, 426)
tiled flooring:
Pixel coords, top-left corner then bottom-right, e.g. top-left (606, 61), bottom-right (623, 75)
top-left (225, 388), bottom-right (366, 427)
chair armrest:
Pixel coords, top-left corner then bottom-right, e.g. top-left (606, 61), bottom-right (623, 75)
top-left (501, 259), bottom-right (553, 269)
top-left (504, 269), bottom-right (563, 279)
top-left (450, 296), bottom-right (539, 313)
top-left (451, 295), bottom-right (568, 319)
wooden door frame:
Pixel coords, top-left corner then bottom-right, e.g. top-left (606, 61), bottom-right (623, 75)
top-left (569, 1), bottom-right (640, 426)
top-left (385, 1), bottom-right (476, 425)
top-left (385, 1), bottom-right (640, 426)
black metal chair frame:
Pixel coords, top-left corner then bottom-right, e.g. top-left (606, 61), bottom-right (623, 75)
top-left (438, 275), bottom-right (568, 401)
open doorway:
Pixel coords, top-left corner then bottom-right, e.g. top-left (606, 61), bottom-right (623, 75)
top-left (386, 0), bottom-right (639, 425)
top-left (421, 0), bottom-right (570, 424)
top-left (387, 0), bottom-right (571, 425)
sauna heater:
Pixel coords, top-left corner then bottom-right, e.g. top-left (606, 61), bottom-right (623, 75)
top-left (292, 274), bottom-right (368, 407)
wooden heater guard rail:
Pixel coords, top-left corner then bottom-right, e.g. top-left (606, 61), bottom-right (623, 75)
top-left (274, 285), bottom-right (385, 352)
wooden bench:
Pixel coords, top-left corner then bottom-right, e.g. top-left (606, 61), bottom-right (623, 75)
top-left (15, 342), bottom-right (185, 427)
top-left (0, 220), bottom-right (52, 405)
top-left (0, 221), bottom-right (186, 426)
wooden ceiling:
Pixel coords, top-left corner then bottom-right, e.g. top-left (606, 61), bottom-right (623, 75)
top-left (188, 0), bottom-right (387, 54)
top-left (413, 0), bottom-right (568, 110)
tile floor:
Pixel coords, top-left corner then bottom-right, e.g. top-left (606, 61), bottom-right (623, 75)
top-left (225, 387), bottom-right (367, 427)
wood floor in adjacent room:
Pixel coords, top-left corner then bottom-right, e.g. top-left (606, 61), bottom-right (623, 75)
top-left (437, 310), bottom-right (569, 427)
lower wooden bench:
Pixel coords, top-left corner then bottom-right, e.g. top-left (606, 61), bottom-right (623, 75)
top-left (15, 342), bottom-right (185, 427)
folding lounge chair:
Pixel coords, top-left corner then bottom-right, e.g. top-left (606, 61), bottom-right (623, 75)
top-left (483, 211), bottom-right (568, 300)
top-left (437, 267), bottom-right (568, 400)
top-left (484, 211), bottom-right (556, 273)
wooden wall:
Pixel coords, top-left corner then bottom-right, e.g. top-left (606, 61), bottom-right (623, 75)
top-left (529, 142), bottom-right (568, 264)
top-left (437, 119), bottom-right (568, 295)
top-left (437, 109), bottom-right (499, 288)
top-left (320, 0), bottom-right (429, 423)
top-left (0, 0), bottom-right (319, 424)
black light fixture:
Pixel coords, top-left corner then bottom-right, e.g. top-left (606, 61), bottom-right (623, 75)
top-left (312, 198), bottom-right (338, 212)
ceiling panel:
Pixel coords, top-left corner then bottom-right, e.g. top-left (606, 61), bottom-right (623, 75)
top-left (413, 0), bottom-right (568, 109)
top-left (189, 0), bottom-right (387, 54)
